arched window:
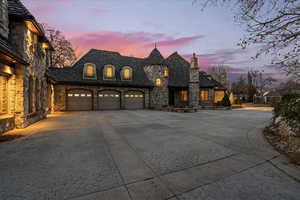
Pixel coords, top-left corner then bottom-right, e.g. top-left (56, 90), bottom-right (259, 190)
top-left (163, 67), bottom-right (168, 77)
top-left (83, 63), bottom-right (97, 79)
top-left (103, 65), bottom-right (115, 80)
top-left (155, 78), bottom-right (161, 87)
top-left (121, 66), bottom-right (132, 80)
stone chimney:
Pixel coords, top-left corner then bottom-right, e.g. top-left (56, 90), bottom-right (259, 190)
top-left (0, 0), bottom-right (9, 39)
top-left (189, 53), bottom-right (200, 107)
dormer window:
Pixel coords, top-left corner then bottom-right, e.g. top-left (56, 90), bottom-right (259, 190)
top-left (104, 65), bottom-right (115, 80)
top-left (163, 68), bottom-right (168, 77)
top-left (83, 63), bottom-right (97, 79)
top-left (155, 78), bottom-right (161, 87)
top-left (121, 66), bottom-right (132, 81)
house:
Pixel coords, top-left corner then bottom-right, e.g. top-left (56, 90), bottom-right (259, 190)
top-left (0, 0), bottom-right (52, 134)
top-left (254, 91), bottom-right (282, 104)
top-left (47, 49), bottom-right (226, 111)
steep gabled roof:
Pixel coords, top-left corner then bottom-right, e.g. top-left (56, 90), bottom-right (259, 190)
top-left (144, 48), bottom-right (166, 65)
top-left (199, 72), bottom-right (224, 88)
top-left (8, 0), bottom-right (34, 20)
top-left (166, 52), bottom-right (190, 87)
top-left (48, 48), bottom-right (226, 90)
top-left (48, 49), bottom-right (154, 87)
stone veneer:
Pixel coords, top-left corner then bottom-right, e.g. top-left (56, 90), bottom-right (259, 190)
top-left (53, 85), bottom-right (150, 111)
top-left (9, 21), bottom-right (50, 128)
top-left (144, 65), bottom-right (168, 109)
top-left (189, 54), bottom-right (199, 107)
top-left (0, 0), bottom-right (9, 39)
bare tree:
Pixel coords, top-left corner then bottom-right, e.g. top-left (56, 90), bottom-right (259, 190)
top-left (208, 64), bottom-right (229, 88)
top-left (44, 25), bottom-right (77, 68)
top-left (195, 0), bottom-right (300, 79)
top-left (249, 70), bottom-right (277, 95)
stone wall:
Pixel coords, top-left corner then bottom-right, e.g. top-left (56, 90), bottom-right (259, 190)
top-left (53, 84), bottom-right (150, 111)
top-left (189, 55), bottom-right (199, 107)
top-left (0, 116), bottom-right (15, 134)
top-left (0, 0), bottom-right (9, 39)
top-left (9, 21), bottom-right (50, 127)
top-left (144, 65), bottom-right (168, 109)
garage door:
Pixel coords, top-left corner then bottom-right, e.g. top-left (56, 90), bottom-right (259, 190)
top-left (67, 90), bottom-right (93, 111)
top-left (124, 91), bottom-right (144, 110)
top-left (98, 90), bottom-right (121, 110)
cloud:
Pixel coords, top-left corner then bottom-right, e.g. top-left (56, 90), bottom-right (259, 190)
top-left (182, 48), bottom-right (248, 71)
top-left (89, 8), bottom-right (110, 15)
top-left (69, 31), bottom-right (203, 58)
top-left (30, 6), bottom-right (57, 17)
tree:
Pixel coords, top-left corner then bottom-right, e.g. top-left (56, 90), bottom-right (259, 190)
top-left (208, 64), bottom-right (229, 88)
top-left (231, 75), bottom-right (247, 95)
top-left (229, 92), bottom-right (235, 104)
top-left (249, 70), bottom-right (277, 95)
top-left (221, 92), bottom-right (231, 107)
top-left (195, 0), bottom-right (300, 79)
top-left (44, 25), bottom-right (77, 68)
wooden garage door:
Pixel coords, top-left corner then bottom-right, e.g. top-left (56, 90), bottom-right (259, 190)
top-left (98, 90), bottom-right (121, 110)
top-left (124, 91), bottom-right (144, 110)
top-left (67, 90), bottom-right (92, 111)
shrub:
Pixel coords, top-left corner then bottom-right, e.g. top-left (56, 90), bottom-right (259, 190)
top-left (221, 93), bottom-right (231, 107)
top-left (273, 94), bottom-right (300, 134)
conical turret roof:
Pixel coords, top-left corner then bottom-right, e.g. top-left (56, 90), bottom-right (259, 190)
top-left (144, 48), bottom-right (166, 65)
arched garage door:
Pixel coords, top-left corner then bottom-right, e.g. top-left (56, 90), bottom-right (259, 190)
top-left (67, 89), bottom-right (93, 111)
top-left (124, 91), bottom-right (144, 110)
top-left (98, 90), bottom-right (121, 110)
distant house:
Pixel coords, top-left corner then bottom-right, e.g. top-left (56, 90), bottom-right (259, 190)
top-left (254, 91), bottom-right (282, 104)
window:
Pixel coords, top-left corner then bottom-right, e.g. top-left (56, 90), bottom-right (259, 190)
top-left (35, 79), bottom-right (40, 111)
top-left (179, 90), bottom-right (188, 102)
top-left (164, 68), bottom-right (168, 77)
top-left (104, 65), bottom-right (115, 79)
top-left (83, 63), bottom-right (97, 79)
top-left (28, 76), bottom-right (34, 113)
top-left (155, 78), bottom-right (161, 87)
top-left (0, 75), bottom-right (8, 114)
top-left (200, 90), bottom-right (209, 101)
top-left (214, 90), bottom-right (225, 103)
top-left (121, 66), bottom-right (132, 80)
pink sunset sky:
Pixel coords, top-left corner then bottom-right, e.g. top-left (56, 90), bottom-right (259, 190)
top-left (23, 0), bottom-right (281, 79)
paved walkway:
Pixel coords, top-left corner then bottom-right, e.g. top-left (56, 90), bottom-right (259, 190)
top-left (0, 110), bottom-right (299, 200)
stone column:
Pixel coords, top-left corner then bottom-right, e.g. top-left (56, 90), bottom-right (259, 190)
top-left (189, 53), bottom-right (199, 107)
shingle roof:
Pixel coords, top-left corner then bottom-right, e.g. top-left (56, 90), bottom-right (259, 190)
top-left (47, 49), bottom-right (154, 87)
top-left (166, 52), bottom-right (190, 87)
top-left (199, 72), bottom-right (222, 88)
top-left (8, 0), bottom-right (34, 20)
top-left (48, 48), bottom-right (225, 89)
top-left (0, 38), bottom-right (27, 64)
top-left (144, 48), bottom-right (167, 65)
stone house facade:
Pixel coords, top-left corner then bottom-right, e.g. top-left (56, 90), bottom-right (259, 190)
top-left (47, 48), bottom-right (226, 111)
top-left (0, 0), bottom-right (52, 134)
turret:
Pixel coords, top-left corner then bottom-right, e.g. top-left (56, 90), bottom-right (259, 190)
top-left (189, 53), bottom-right (199, 107)
top-left (143, 48), bottom-right (169, 109)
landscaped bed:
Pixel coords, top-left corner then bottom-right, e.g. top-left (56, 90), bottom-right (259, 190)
top-left (264, 94), bottom-right (300, 166)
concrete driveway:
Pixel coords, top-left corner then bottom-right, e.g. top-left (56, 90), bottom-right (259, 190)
top-left (0, 110), bottom-right (299, 200)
